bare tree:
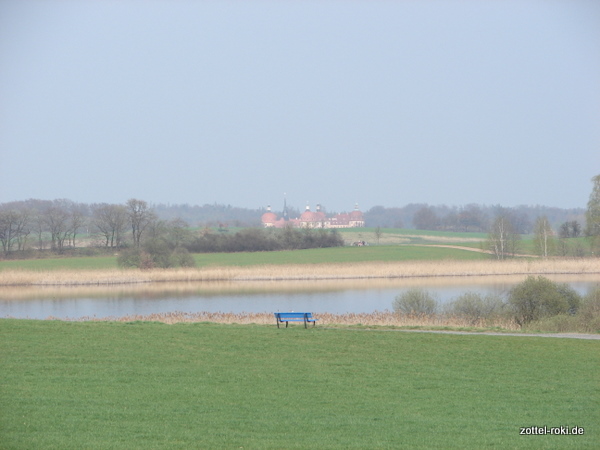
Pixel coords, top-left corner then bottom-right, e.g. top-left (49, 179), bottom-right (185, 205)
top-left (126, 199), bottom-right (156, 248)
top-left (0, 208), bottom-right (31, 255)
top-left (413, 206), bottom-right (439, 230)
top-left (533, 216), bottom-right (555, 258)
top-left (92, 204), bottom-right (128, 248)
top-left (374, 226), bottom-right (382, 245)
top-left (165, 218), bottom-right (193, 248)
top-left (44, 205), bottom-right (71, 253)
top-left (585, 174), bottom-right (600, 255)
top-left (486, 215), bottom-right (520, 260)
top-left (68, 204), bottom-right (88, 248)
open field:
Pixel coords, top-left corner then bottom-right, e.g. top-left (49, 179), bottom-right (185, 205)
top-left (1, 320), bottom-right (597, 449)
top-left (0, 245), bottom-right (487, 272)
top-left (0, 258), bottom-right (598, 286)
top-left (337, 228), bottom-right (486, 246)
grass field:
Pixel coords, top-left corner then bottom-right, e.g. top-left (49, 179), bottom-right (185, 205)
top-left (0, 245), bottom-right (487, 272)
top-left (1, 320), bottom-right (597, 449)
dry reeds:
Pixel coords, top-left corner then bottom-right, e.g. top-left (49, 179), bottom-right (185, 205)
top-left (52, 310), bottom-right (521, 330)
top-left (1, 258), bottom-right (598, 286)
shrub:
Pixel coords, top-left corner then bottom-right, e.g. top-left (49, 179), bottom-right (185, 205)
top-left (445, 292), bottom-right (507, 325)
top-left (117, 243), bottom-right (196, 269)
top-left (393, 289), bottom-right (438, 316)
top-left (117, 248), bottom-right (142, 268)
top-left (523, 314), bottom-right (579, 333)
top-left (508, 276), bottom-right (581, 326)
top-left (141, 239), bottom-right (172, 268)
top-left (170, 247), bottom-right (196, 268)
top-left (577, 287), bottom-right (600, 333)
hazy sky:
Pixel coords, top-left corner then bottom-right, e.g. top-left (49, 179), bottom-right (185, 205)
top-left (1, 1), bottom-right (599, 212)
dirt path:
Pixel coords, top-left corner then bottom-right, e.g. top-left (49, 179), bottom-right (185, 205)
top-left (409, 244), bottom-right (538, 258)
top-left (340, 328), bottom-right (600, 340)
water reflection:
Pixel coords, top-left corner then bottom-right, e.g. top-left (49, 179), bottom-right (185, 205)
top-left (1, 275), bottom-right (598, 320)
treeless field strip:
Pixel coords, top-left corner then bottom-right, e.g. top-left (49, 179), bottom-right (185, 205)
top-left (0, 258), bottom-right (598, 286)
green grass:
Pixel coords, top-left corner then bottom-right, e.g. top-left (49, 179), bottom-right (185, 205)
top-left (194, 245), bottom-right (487, 266)
top-left (338, 227), bottom-right (488, 239)
top-left (0, 244), bottom-right (488, 271)
top-left (1, 320), bottom-right (597, 449)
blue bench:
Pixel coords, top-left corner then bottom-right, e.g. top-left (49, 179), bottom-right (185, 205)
top-left (274, 312), bottom-right (317, 328)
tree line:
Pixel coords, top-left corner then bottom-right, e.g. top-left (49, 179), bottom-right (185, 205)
top-left (0, 198), bottom-right (344, 266)
top-left (483, 175), bottom-right (600, 259)
top-left (367, 203), bottom-right (585, 233)
top-left (1, 174), bottom-right (598, 260)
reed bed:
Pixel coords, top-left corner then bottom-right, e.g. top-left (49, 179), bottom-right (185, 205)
top-left (53, 310), bottom-right (521, 330)
top-left (1, 258), bottom-right (598, 286)
top-left (3, 273), bottom-right (597, 301)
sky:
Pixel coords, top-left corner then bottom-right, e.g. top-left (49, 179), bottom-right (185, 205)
top-left (1, 0), bottom-right (599, 213)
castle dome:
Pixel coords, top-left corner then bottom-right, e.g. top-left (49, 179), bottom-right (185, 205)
top-left (261, 205), bottom-right (278, 224)
top-left (262, 212), bottom-right (277, 223)
top-left (300, 211), bottom-right (317, 221)
top-left (350, 204), bottom-right (363, 219)
top-left (300, 205), bottom-right (317, 222)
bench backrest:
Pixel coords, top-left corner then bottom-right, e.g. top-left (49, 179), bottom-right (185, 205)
top-left (275, 312), bottom-right (313, 320)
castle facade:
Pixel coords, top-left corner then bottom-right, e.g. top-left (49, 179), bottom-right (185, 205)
top-left (261, 203), bottom-right (365, 229)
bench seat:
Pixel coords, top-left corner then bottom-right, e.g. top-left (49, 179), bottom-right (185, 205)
top-left (274, 312), bottom-right (317, 328)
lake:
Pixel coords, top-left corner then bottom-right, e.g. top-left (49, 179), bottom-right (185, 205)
top-left (1, 274), bottom-right (598, 320)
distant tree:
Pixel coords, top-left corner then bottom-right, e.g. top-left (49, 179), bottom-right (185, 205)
top-left (533, 216), bottom-right (555, 258)
top-left (0, 208), bottom-right (30, 255)
top-left (44, 205), bottom-right (71, 253)
top-left (68, 204), bottom-right (88, 248)
top-left (413, 206), bottom-right (439, 230)
top-left (559, 222), bottom-right (570, 239)
top-left (457, 204), bottom-right (487, 232)
top-left (570, 220), bottom-right (582, 238)
top-left (585, 174), bottom-right (600, 254)
top-left (126, 199), bottom-right (156, 248)
top-left (374, 226), bottom-right (382, 245)
top-left (92, 203), bottom-right (128, 248)
top-left (165, 218), bottom-right (194, 248)
top-left (559, 220), bottom-right (582, 239)
top-left (364, 206), bottom-right (404, 228)
top-left (486, 215), bottom-right (520, 259)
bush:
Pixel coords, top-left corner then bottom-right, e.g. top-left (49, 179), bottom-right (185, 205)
top-left (142, 239), bottom-right (172, 268)
top-left (523, 314), bottom-right (579, 333)
top-left (117, 243), bottom-right (196, 269)
top-left (170, 247), bottom-right (196, 268)
top-left (117, 248), bottom-right (143, 268)
top-left (393, 289), bottom-right (438, 316)
top-left (187, 227), bottom-right (344, 253)
top-left (445, 292), bottom-right (507, 325)
top-left (508, 276), bottom-right (581, 326)
top-left (577, 287), bottom-right (600, 333)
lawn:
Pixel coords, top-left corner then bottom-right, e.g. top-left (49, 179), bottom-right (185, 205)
top-left (1, 320), bottom-right (597, 449)
top-left (0, 245), bottom-right (487, 272)
top-left (194, 245), bottom-right (487, 267)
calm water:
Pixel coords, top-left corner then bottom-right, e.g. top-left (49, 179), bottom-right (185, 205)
top-left (2, 275), bottom-right (598, 320)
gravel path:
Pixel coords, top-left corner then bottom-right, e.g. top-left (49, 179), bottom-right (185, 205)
top-left (339, 328), bottom-right (600, 340)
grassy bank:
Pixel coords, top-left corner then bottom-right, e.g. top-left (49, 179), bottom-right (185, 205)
top-left (1, 320), bottom-right (597, 449)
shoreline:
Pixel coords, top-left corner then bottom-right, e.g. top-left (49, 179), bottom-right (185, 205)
top-left (1, 258), bottom-right (598, 286)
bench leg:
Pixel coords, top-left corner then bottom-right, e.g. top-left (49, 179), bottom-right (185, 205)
top-left (276, 319), bottom-right (280, 329)
top-left (285, 321), bottom-right (289, 328)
